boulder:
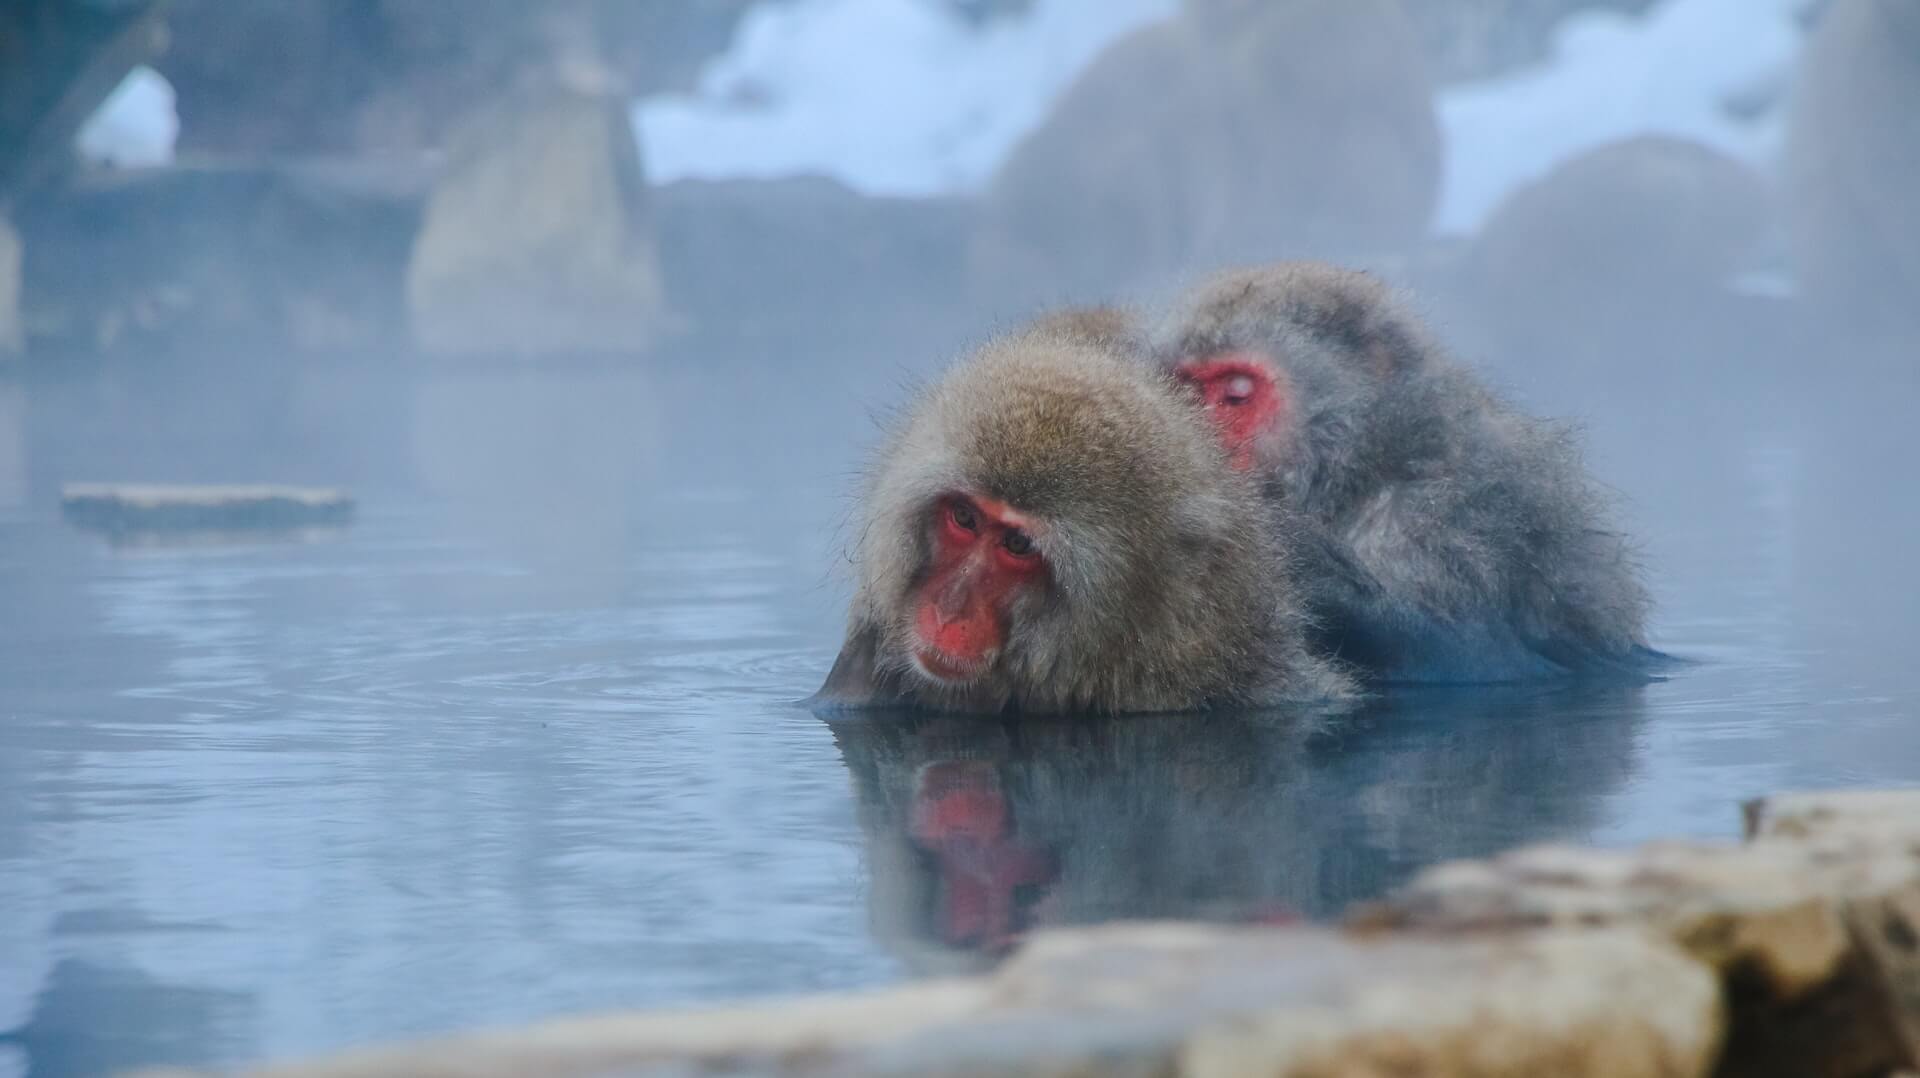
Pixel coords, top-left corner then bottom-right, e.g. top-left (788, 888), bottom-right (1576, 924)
top-left (154, 2), bottom-right (761, 155)
top-left (405, 88), bottom-right (670, 359)
top-left (1400, 0), bottom-right (1659, 83)
top-left (1354, 788), bottom-right (1920, 1077)
top-left (17, 163), bottom-right (419, 356)
top-left (1459, 135), bottom-right (1772, 368)
top-left (1785, 0), bottom-right (1920, 340)
top-left (651, 175), bottom-right (976, 355)
top-left (1470, 137), bottom-right (1769, 311)
top-left (972, 0), bottom-right (1438, 312)
top-left (0, 0), bottom-right (166, 201)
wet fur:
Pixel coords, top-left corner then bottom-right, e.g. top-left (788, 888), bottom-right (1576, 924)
top-left (1157, 263), bottom-right (1655, 683)
top-left (817, 324), bottom-right (1350, 714)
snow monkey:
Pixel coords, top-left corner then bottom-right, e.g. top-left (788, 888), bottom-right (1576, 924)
top-left (1158, 263), bottom-right (1659, 683)
top-left (814, 323), bottom-right (1351, 715)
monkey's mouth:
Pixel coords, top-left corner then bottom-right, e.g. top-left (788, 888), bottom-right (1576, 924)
top-left (911, 646), bottom-right (991, 685)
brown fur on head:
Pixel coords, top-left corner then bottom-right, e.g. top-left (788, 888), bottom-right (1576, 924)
top-left (1156, 262), bottom-right (1442, 511)
top-left (1024, 305), bottom-right (1140, 349)
top-left (818, 324), bottom-right (1349, 715)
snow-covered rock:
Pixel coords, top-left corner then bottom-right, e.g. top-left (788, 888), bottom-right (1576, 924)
top-left (75, 65), bottom-right (178, 169)
top-left (633, 0), bottom-right (1176, 198)
top-left (637, 0), bottom-right (1817, 253)
top-left (1436, 0), bottom-right (1813, 235)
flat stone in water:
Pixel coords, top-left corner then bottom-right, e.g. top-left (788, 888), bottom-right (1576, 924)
top-left (60, 483), bottom-right (355, 535)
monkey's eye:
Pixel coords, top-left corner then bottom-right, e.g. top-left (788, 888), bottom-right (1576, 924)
top-left (1221, 374), bottom-right (1257, 405)
top-left (949, 501), bottom-right (979, 533)
top-left (1002, 530), bottom-right (1036, 558)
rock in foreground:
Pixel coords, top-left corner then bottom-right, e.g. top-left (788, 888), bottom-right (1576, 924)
top-left (1356, 788), bottom-right (1920, 1078)
top-left (149, 926), bottom-right (1717, 1078)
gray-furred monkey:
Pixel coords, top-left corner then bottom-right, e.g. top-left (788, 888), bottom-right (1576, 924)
top-left (813, 322), bottom-right (1351, 714)
top-left (1157, 263), bottom-right (1660, 683)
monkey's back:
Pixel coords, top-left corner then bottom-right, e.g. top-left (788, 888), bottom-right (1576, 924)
top-left (1314, 361), bottom-right (1656, 683)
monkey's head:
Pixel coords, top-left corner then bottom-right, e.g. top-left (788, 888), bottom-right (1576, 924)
top-left (1158, 263), bottom-right (1437, 505)
top-left (834, 327), bottom-right (1297, 715)
top-left (1023, 305), bottom-right (1141, 349)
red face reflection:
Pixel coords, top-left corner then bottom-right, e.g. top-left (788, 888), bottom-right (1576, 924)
top-left (909, 761), bottom-right (1057, 953)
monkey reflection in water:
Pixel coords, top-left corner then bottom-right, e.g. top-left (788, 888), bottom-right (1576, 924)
top-left (829, 685), bottom-right (1642, 970)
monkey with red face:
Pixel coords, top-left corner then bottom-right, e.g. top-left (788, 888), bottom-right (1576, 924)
top-left (1158, 263), bottom-right (1658, 684)
top-left (814, 322), bottom-right (1351, 714)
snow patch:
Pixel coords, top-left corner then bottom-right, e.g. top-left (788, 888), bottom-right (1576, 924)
top-left (76, 65), bottom-right (179, 169)
top-left (1435, 0), bottom-right (1813, 235)
top-left (633, 0), bottom-right (1177, 197)
top-left (633, 0), bottom-right (1816, 240)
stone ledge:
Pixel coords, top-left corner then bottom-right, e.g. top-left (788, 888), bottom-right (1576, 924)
top-left (1354, 787), bottom-right (1920, 1077)
top-left (141, 927), bottom-right (1718, 1078)
top-left (135, 789), bottom-right (1920, 1078)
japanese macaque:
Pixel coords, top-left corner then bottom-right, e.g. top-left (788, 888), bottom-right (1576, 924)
top-left (1157, 263), bottom-right (1656, 683)
top-left (813, 324), bottom-right (1351, 715)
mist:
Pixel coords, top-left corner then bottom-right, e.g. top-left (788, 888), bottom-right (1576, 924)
top-left (1, 1), bottom-right (1916, 1074)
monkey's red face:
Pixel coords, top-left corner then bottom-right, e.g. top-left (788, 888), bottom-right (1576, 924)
top-left (1175, 353), bottom-right (1287, 471)
top-left (910, 494), bottom-right (1046, 685)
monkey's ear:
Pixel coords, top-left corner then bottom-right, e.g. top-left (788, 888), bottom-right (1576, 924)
top-left (807, 624), bottom-right (892, 711)
top-left (1307, 276), bottom-right (1428, 382)
top-left (1358, 310), bottom-right (1428, 381)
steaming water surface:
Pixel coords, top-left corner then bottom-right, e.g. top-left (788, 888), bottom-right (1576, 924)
top-left (1, 360), bottom-right (1916, 1077)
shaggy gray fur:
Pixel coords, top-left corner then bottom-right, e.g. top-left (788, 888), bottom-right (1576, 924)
top-left (1155, 262), bottom-right (1655, 682)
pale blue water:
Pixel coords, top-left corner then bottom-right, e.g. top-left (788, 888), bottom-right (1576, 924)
top-left (1, 356), bottom-right (1916, 1076)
